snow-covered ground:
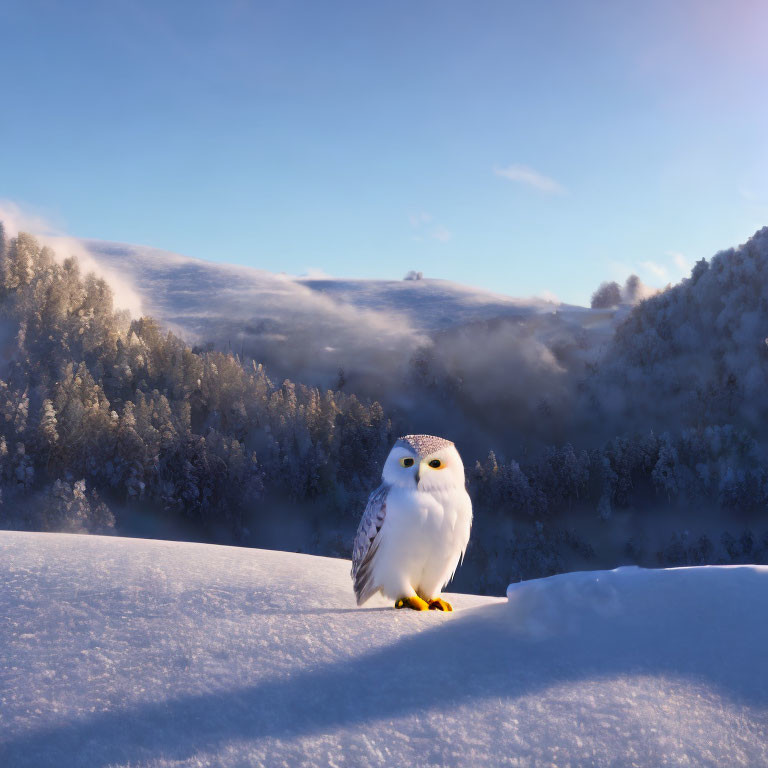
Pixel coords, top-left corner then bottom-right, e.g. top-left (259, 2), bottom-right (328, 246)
top-left (2, 531), bottom-right (766, 767)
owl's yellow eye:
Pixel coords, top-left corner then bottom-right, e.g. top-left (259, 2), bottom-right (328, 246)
top-left (399, 457), bottom-right (415, 468)
top-left (428, 458), bottom-right (444, 469)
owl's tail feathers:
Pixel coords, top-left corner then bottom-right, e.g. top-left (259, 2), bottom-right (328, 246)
top-left (352, 542), bottom-right (380, 606)
top-left (354, 580), bottom-right (380, 606)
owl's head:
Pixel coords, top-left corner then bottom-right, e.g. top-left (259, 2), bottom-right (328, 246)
top-left (382, 434), bottom-right (465, 491)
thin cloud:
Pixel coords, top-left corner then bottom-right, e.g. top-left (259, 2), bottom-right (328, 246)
top-left (494, 164), bottom-right (566, 195)
top-left (431, 226), bottom-right (453, 243)
top-left (409, 212), bottom-right (432, 228)
top-left (667, 251), bottom-right (689, 274)
top-left (640, 260), bottom-right (668, 280)
top-left (409, 212), bottom-right (452, 244)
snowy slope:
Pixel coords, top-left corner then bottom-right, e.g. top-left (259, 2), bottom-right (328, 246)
top-left (77, 240), bottom-right (434, 386)
top-left (81, 239), bottom-right (583, 334)
top-left (3, 532), bottom-right (767, 767)
top-left (60, 239), bottom-right (615, 390)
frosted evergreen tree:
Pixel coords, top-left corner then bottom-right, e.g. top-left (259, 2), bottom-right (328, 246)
top-left (38, 399), bottom-right (59, 453)
top-left (652, 435), bottom-right (679, 500)
top-left (591, 281), bottom-right (621, 309)
top-left (13, 443), bottom-right (33, 488)
top-left (4, 232), bottom-right (38, 290)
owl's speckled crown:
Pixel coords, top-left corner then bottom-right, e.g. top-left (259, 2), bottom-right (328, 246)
top-left (396, 434), bottom-right (454, 458)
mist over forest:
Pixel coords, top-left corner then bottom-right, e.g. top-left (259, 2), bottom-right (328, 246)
top-left (1, 219), bottom-right (768, 594)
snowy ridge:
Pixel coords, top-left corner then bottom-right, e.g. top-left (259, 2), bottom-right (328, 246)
top-left (29, 237), bottom-right (621, 416)
top-left (81, 239), bottom-right (580, 335)
top-left (2, 532), bottom-right (767, 767)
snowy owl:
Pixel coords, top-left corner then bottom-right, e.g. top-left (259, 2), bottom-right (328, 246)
top-left (351, 434), bottom-right (472, 611)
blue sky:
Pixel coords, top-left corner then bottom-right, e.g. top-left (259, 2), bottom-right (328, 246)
top-left (1, 0), bottom-right (767, 305)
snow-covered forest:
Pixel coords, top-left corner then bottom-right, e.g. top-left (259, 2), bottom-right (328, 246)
top-left (2, 221), bottom-right (768, 594)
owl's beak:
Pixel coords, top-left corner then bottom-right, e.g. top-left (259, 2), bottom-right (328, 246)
top-left (414, 466), bottom-right (420, 485)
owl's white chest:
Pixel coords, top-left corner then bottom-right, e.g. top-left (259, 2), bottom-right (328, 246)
top-left (372, 484), bottom-right (472, 601)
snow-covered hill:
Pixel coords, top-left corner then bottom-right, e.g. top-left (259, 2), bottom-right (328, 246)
top-left (82, 239), bottom-right (585, 334)
top-left (2, 532), bottom-right (767, 767)
top-left (68, 239), bottom-right (613, 391)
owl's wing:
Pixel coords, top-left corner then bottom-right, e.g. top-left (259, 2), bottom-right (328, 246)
top-left (351, 483), bottom-right (389, 605)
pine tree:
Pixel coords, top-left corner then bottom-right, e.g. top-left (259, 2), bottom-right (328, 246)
top-left (652, 435), bottom-right (679, 500)
top-left (5, 233), bottom-right (38, 290)
top-left (38, 399), bottom-right (59, 452)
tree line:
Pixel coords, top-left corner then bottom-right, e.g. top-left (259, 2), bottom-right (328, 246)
top-left (2, 222), bottom-right (767, 593)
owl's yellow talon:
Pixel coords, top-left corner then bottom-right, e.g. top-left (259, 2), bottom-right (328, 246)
top-left (394, 595), bottom-right (429, 611)
top-left (428, 598), bottom-right (453, 611)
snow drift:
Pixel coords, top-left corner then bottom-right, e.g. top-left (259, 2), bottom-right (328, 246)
top-left (1, 531), bottom-right (767, 767)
